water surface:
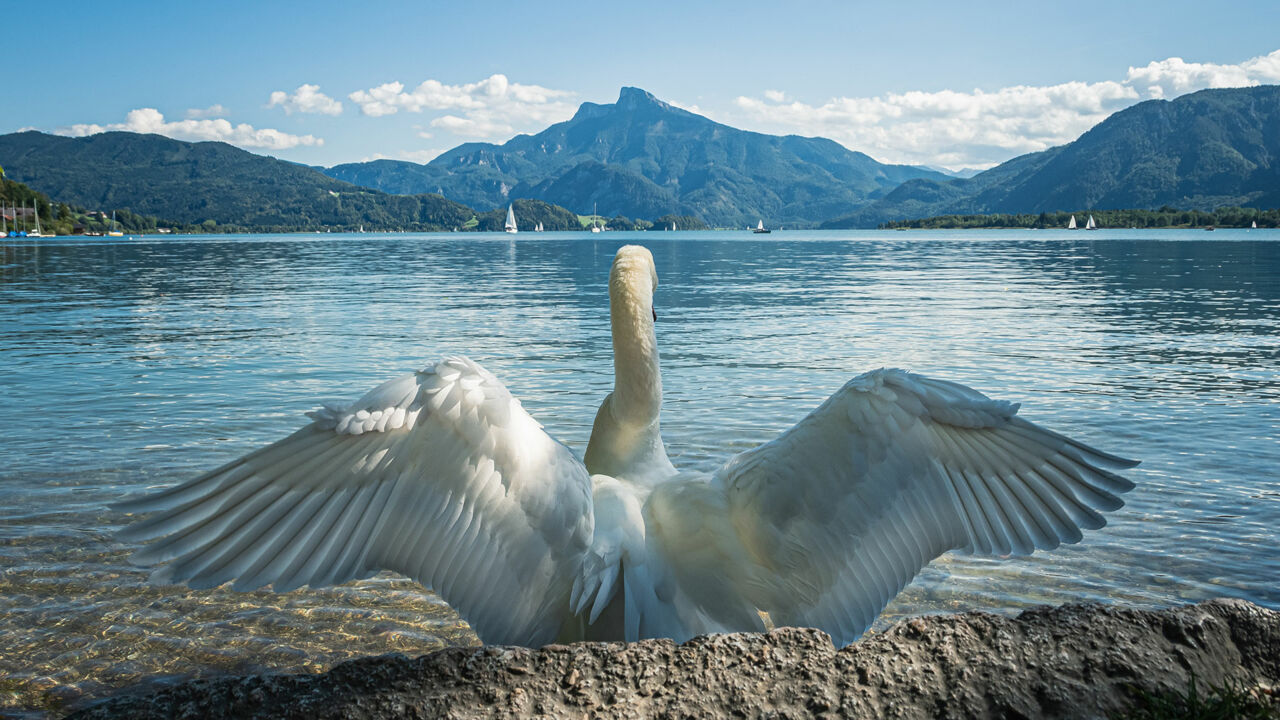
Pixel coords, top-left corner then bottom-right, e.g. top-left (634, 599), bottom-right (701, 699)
top-left (2, 230), bottom-right (1277, 716)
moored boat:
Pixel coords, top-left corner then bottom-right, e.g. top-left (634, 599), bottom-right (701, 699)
top-left (106, 210), bottom-right (124, 237)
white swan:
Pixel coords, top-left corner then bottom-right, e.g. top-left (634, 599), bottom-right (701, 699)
top-left (117, 245), bottom-right (1137, 647)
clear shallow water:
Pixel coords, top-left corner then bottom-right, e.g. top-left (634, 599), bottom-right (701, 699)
top-left (1, 230), bottom-right (1278, 716)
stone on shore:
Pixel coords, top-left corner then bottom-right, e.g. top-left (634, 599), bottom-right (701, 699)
top-left (67, 599), bottom-right (1278, 719)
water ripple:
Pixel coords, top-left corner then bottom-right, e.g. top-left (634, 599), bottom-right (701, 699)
top-left (1, 230), bottom-right (1277, 716)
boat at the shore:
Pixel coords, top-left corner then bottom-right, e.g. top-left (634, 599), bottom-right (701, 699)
top-left (753, 219), bottom-right (771, 234)
top-left (1068, 215), bottom-right (1077, 230)
top-left (1085, 215), bottom-right (1097, 231)
top-left (107, 210), bottom-right (124, 237)
top-left (504, 204), bottom-right (518, 234)
top-left (30, 201), bottom-right (45, 237)
top-left (7, 200), bottom-right (31, 237)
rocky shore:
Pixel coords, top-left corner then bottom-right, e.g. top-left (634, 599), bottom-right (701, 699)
top-left (67, 599), bottom-right (1277, 719)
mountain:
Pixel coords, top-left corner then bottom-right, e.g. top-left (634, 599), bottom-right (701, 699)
top-left (0, 131), bottom-right (476, 231)
top-left (823, 85), bottom-right (1280, 227)
top-left (324, 87), bottom-right (950, 227)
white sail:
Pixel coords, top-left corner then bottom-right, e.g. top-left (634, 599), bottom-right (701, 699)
top-left (757, 219), bottom-right (764, 230)
top-left (1252, 220), bottom-right (1258, 229)
top-left (504, 204), bottom-right (518, 233)
top-left (1086, 215), bottom-right (1097, 230)
top-left (1068, 215), bottom-right (1077, 229)
top-left (107, 210), bottom-right (124, 237)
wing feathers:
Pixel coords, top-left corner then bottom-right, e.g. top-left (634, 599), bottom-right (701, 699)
top-left (117, 357), bottom-right (593, 648)
top-left (703, 368), bottom-right (1135, 646)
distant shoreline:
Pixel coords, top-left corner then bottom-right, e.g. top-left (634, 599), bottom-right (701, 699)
top-left (6, 225), bottom-right (1277, 239)
top-left (876, 207), bottom-right (1277, 231)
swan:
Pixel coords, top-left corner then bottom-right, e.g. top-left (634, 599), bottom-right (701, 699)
top-left (116, 244), bottom-right (1137, 647)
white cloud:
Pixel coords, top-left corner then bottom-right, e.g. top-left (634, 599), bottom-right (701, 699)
top-left (348, 73), bottom-right (576, 138)
top-left (361, 149), bottom-right (445, 164)
top-left (185, 104), bottom-right (227, 119)
top-left (666, 98), bottom-right (710, 117)
top-left (400, 149), bottom-right (444, 163)
top-left (733, 48), bottom-right (1280, 170)
top-left (57, 108), bottom-right (322, 150)
top-left (1125, 51), bottom-right (1280, 98)
top-left (267, 84), bottom-right (343, 115)
top-left (429, 113), bottom-right (514, 138)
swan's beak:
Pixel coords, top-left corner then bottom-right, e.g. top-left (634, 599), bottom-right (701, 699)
top-left (652, 307), bottom-right (657, 322)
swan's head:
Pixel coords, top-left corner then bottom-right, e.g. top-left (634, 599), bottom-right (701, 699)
top-left (609, 245), bottom-right (659, 319)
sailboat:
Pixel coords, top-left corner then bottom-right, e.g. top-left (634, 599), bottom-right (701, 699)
top-left (8, 202), bottom-right (22, 237)
top-left (30, 200), bottom-right (45, 237)
top-left (590, 203), bottom-right (601, 233)
top-left (753, 219), bottom-right (771, 234)
top-left (670, 222), bottom-right (676, 231)
top-left (1252, 220), bottom-right (1258, 229)
top-left (504, 204), bottom-right (518, 233)
top-left (107, 210), bottom-right (124, 237)
top-left (1067, 215), bottom-right (1077, 230)
top-left (1085, 215), bottom-right (1097, 231)
top-left (535, 221), bottom-right (544, 232)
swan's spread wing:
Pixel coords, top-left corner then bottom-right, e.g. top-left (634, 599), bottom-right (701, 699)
top-left (116, 356), bottom-right (594, 647)
top-left (709, 368), bottom-right (1137, 646)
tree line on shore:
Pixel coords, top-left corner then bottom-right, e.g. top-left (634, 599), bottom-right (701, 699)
top-left (5, 175), bottom-right (1272, 237)
top-left (0, 179), bottom-right (711, 235)
top-left (881, 207), bottom-right (1279, 230)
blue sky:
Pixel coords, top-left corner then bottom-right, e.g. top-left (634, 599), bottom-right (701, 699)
top-left (9, 0), bottom-right (1280, 170)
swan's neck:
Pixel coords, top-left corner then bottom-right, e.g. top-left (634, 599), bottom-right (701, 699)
top-left (609, 278), bottom-right (661, 424)
top-left (585, 258), bottom-right (675, 484)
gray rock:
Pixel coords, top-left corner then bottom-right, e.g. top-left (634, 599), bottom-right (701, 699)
top-left (66, 599), bottom-right (1278, 720)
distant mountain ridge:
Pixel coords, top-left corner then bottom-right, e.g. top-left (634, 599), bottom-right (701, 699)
top-left (4, 85), bottom-right (1279, 232)
top-left (324, 87), bottom-right (950, 227)
top-left (0, 131), bottom-right (476, 231)
top-left (822, 85), bottom-right (1280, 227)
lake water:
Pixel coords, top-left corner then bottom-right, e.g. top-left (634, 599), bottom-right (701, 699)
top-left (2, 230), bottom-right (1277, 717)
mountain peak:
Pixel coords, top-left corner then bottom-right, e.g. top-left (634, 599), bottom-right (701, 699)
top-left (617, 86), bottom-right (663, 109)
top-left (571, 87), bottom-right (672, 122)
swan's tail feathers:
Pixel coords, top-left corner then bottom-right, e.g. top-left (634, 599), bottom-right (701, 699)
top-left (569, 552), bottom-right (621, 623)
